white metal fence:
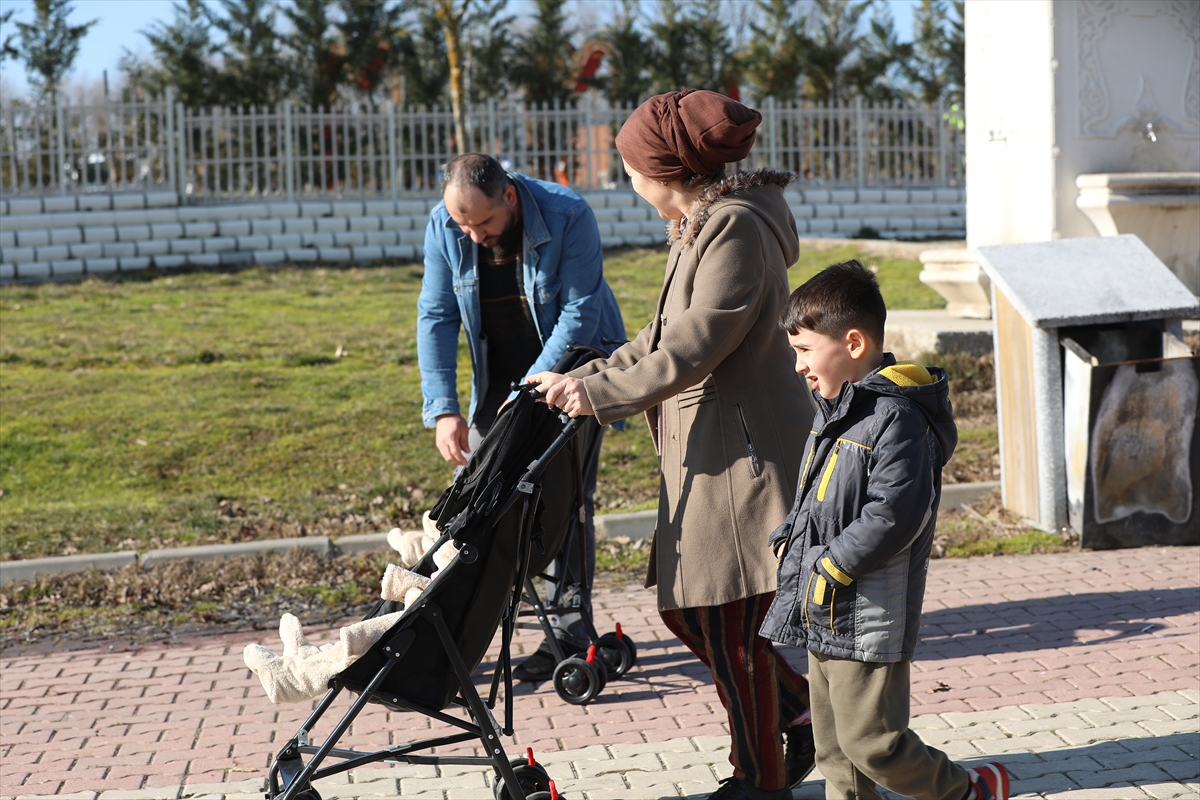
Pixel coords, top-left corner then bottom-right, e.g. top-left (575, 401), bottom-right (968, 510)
top-left (1, 92), bottom-right (965, 200)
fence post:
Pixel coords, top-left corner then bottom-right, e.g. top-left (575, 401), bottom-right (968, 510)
top-left (176, 103), bottom-right (187, 201)
top-left (386, 100), bottom-right (397, 201)
top-left (55, 95), bottom-right (67, 195)
top-left (164, 87), bottom-right (175, 194)
top-left (283, 99), bottom-right (293, 202)
top-left (487, 97), bottom-right (496, 156)
top-left (855, 96), bottom-right (864, 189)
top-left (937, 97), bottom-right (948, 187)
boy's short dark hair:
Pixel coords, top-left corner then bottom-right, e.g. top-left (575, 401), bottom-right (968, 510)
top-left (441, 153), bottom-right (510, 200)
top-left (781, 259), bottom-right (886, 347)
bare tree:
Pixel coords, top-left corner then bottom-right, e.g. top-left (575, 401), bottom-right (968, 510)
top-left (433, 0), bottom-right (470, 153)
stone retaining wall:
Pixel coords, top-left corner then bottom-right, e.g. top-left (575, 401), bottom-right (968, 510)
top-left (0, 187), bottom-right (965, 282)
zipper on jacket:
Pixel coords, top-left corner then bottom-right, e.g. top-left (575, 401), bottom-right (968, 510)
top-left (803, 571), bottom-right (815, 628)
top-left (817, 441), bottom-right (842, 502)
top-left (829, 587), bottom-right (837, 631)
top-left (734, 403), bottom-right (762, 477)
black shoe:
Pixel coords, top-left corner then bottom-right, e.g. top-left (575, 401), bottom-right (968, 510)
top-left (707, 777), bottom-right (790, 800)
top-left (512, 638), bottom-right (583, 682)
top-left (785, 721), bottom-right (816, 788)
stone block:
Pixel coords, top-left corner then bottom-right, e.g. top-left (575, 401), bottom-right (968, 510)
top-left (184, 221), bottom-right (217, 238)
top-left (860, 216), bottom-right (892, 232)
top-left (383, 244), bottom-right (417, 261)
top-left (912, 217), bottom-right (942, 230)
top-left (203, 237), bottom-right (237, 253)
top-left (809, 218), bottom-right (836, 234)
top-left (188, 252), bottom-right (222, 267)
top-left (909, 189), bottom-right (936, 203)
top-left (364, 200), bottom-right (395, 216)
top-left (42, 196), bottom-right (76, 213)
top-left (394, 199), bottom-right (428, 215)
top-left (802, 189), bottom-right (831, 204)
top-left (69, 242), bottom-right (103, 259)
top-left (856, 188), bottom-right (884, 203)
top-left (251, 218), bottom-right (284, 235)
top-left (604, 193), bottom-right (636, 208)
top-left (16, 260), bottom-right (51, 278)
top-left (283, 217), bottom-right (316, 233)
top-left (217, 219), bottom-right (251, 237)
top-left (299, 201), bottom-right (333, 217)
top-left (0, 263), bottom-right (14, 281)
top-left (111, 193), bottom-right (147, 210)
top-left (254, 250), bottom-right (287, 266)
top-left (829, 189), bottom-right (858, 204)
top-left (35, 244), bottom-right (70, 262)
top-left (3, 247), bottom-right (35, 263)
top-left (286, 247), bottom-right (319, 262)
top-left (600, 236), bottom-right (626, 249)
top-left (118, 257), bottom-right (151, 271)
top-left (85, 258), bottom-right (119, 274)
top-left (399, 229), bottom-right (427, 245)
top-left (885, 309), bottom-right (995, 360)
top-left (935, 187), bottom-right (964, 203)
top-left (380, 215), bottom-right (414, 231)
top-left (141, 208), bottom-right (180, 224)
top-left (219, 251), bottom-right (254, 266)
top-left (835, 217), bottom-right (864, 233)
top-left (83, 226), bottom-right (118, 243)
top-left (16, 229), bottom-right (50, 247)
top-left (270, 233), bottom-right (303, 249)
top-left (145, 191), bottom-right (179, 208)
top-left (7, 198), bottom-right (42, 214)
top-left (0, 230), bottom-right (12, 248)
top-left (365, 230), bottom-right (399, 247)
top-left (78, 194), bottom-right (112, 211)
top-left (612, 221), bottom-right (642, 237)
top-left (140, 537), bottom-right (332, 570)
top-left (315, 216), bottom-right (348, 233)
top-left (883, 189), bottom-right (909, 204)
top-left (318, 247), bottom-right (352, 262)
top-left (814, 204), bottom-right (842, 218)
top-left (349, 215), bottom-right (381, 232)
top-left (49, 227), bottom-right (83, 245)
top-left (151, 223), bottom-right (184, 240)
top-left (0, 197), bottom-right (8, 214)
top-left (333, 231), bottom-right (366, 247)
top-left (266, 202), bottom-right (300, 218)
top-left (116, 224), bottom-right (151, 241)
top-left (102, 242), bottom-right (137, 259)
top-left (2, 213), bottom-right (46, 231)
top-left (0, 551), bottom-right (137, 584)
top-left (303, 232), bottom-right (335, 248)
top-left (352, 245), bottom-right (384, 262)
top-left (619, 206), bottom-right (652, 222)
top-left (135, 240), bottom-right (170, 257)
top-left (236, 235), bottom-right (271, 251)
top-left (594, 510), bottom-right (656, 541)
top-left (331, 200), bottom-right (365, 216)
top-left (153, 254), bottom-right (188, 269)
top-left (51, 259), bottom-right (84, 277)
top-left (886, 217), bottom-right (915, 231)
top-left (107, 209), bottom-right (150, 226)
top-left (170, 239), bottom-right (204, 254)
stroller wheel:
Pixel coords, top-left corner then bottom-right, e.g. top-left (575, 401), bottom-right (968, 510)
top-left (551, 657), bottom-right (603, 705)
top-left (493, 763), bottom-right (551, 800)
top-left (596, 632), bottom-right (636, 677)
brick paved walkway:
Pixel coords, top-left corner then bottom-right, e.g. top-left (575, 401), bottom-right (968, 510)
top-left (3, 547), bottom-right (1198, 799)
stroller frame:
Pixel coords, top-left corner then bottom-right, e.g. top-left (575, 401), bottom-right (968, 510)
top-left (266, 402), bottom-right (587, 800)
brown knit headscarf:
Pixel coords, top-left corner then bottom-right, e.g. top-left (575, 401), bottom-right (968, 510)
top-left (615, 89), bottom-right (762, 182)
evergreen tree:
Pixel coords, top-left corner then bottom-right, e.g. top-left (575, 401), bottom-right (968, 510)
top-left (738, 0), bottom-right (805, 103)
top-left (796, 0), bottom-right (873, 105)
top-left (398, 5), bottom-right (449, 107)
top-left (511, 0), bottom-right (576, 107)
top-left (850, 4), bottom-right (911, 104)
top-left (1, 9), bottom-right (20, 64)
top-left (593, 0), bottom-right (651, 107)
top-left (647, 0), bottom-right (731, 95)
top-left (12, 0), bottom-right (98, 99)
top-left (433, 0), bottom-right (470, 151)
top-left (207, 0), bottom-right (288, 108)
top-left (120, 0), bottom-right (218, 107)
top-left (283, 0), bottom-right (342, 109)
top-left (465, 0), bottom-right (514, 105)
top-left (338, 0), bottom-right (405, 103)
top-left (901, 0), bottom-right (961, 104)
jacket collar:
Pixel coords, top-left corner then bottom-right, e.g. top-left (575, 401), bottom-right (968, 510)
top-left (441, 172), bottom-right (551, 250)
top-left (669, 169), bottom-right (795, 247)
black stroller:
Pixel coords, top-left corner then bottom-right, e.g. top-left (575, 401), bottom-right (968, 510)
top-left (508, 344), bottom-right (637, 706)
top-left (264, 367), bottom-right (617, 800)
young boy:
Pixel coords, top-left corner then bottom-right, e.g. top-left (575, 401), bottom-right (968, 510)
top-left (759, 261), bottom-right (1011, 800)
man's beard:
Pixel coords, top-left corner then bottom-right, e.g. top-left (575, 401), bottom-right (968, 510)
top-left (480, 202), bottom-right (519, 247)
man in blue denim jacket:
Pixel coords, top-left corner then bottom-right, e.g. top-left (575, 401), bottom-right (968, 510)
top-left (417, 153), bottom-right (625, 679)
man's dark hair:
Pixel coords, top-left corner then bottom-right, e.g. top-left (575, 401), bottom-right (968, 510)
top-left (780, 259), bottom-right (886, 347)
top-left (441, 153), bottom-right (511, 200)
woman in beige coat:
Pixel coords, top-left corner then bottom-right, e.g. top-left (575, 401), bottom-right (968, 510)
top-left (531, 90), bottom-right (816, 800)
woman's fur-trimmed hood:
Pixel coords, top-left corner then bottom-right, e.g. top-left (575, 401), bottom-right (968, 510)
top-left (668, 169), bottom-right (797, 252)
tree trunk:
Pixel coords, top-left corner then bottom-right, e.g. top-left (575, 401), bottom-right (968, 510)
top-left (436, 0), bottom-right (470, 154)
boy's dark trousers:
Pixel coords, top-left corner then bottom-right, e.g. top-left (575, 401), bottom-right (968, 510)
top-left (808, 652), bottom-right (970, 799)
top-left (661, 593), bottom-right (810, 792)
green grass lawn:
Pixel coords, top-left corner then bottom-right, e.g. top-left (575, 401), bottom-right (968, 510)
top-left (1, 245), bottom-right (941, 561)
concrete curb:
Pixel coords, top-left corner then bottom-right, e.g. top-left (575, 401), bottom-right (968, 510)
top-left (0, 482), bottom-right (1001, 585)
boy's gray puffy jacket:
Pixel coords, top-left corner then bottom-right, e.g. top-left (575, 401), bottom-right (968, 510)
top-left (759, 355), bottom-right (957, 663)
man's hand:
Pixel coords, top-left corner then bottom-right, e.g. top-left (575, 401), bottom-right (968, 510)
top-left (435, 413), bottom-right (471, 466)
top-left (527, 371), bottom-right (595, 418)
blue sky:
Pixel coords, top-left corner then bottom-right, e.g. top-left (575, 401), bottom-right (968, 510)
top-left (0, 0), bottom-right (921, 98)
